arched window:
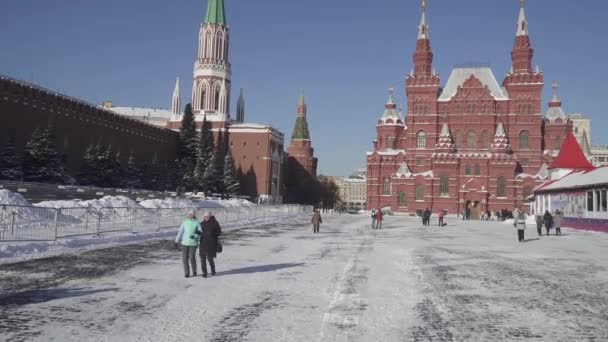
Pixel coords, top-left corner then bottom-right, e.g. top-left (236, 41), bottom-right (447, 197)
top-left (520, 130), bottom-right (529, 149)
top-left (383, 178), bottom-right (391, 196)
top-left (398, 191), bottom-right (407, 207)
top-left (214, 88), bottom-right (221, 111)
top-left (454, 131), bottom-right (462, 149)
top-left (416, 185), bottom-right (425, 201)
top-left (481, 130), bottom-right (489, 148)
top-left (467, 131), bottom-right (477, 149)
top-left (440, 177), bottom-right (449, 197)
top-left (497, 177), bottom-right (507, 197)
top-left (474, 164), bottom-right (480, 176)
top-left (417, 131), bottom-right (426, 148)
top-left (200, 86), bottom-right (207, 110)
top-left (465, 164), bottom-right (471, 176)
top-left (215, 34), bottom-right (223, 59)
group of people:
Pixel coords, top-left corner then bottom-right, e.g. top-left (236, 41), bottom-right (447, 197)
top-left (513, 209), bottom-right (564, 242)
top-left (175, 210), bottom-right (222, 278)
top-left (370, 208), bottom-right (384, 229)
top-left (535, 210), bottom-right (564, 236)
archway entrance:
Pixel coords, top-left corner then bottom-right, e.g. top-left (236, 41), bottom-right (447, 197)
top-left (472, 201), bottom-right (481, 220)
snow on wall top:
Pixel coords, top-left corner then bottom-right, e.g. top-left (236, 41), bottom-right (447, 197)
top-left (106, 107), bottom-right (174, 120)
top-left (438, 67), bottom-right (508, 102)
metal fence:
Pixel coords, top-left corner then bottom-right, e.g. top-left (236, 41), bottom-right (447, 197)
top-left (0, 204), bottom-right (312, 242)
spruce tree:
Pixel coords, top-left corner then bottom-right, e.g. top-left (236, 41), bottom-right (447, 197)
top-left (202, 150), bottom-right (221, 194)
top-left (215, 130), bottom-right (226, 194)
top-left (78, 144), bottom-right (96, 185)
top-left (22, 126), bottom-right (67, 184)
top-left (223, 148), bottom-right (240, 195)
top-left (122, 152), bottom-right (143, 189)
top-left (181, 159), bottom-right (196, 192)
top-left (195, 114), bottom-right (214, 189)
top-left (179, 104), bottom-right (198, 165)
top-left (107, 151), bottom-right (122, 188)
top-left (0, 137), bottom-right (23, 181)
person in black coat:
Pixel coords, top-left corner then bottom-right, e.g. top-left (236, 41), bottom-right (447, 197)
top-left (197, 211), bottom-right (222, 277)
top-left (543, 210), bottom-right (554, 236)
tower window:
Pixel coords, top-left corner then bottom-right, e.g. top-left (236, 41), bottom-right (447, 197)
top-left (465, 164), bottom-right (471, 176)
top-left (416, 185), bottom-right (425, 201)
top-left (520, 130), bottom-right (530, 149)
top-left (467, 131), bottom-right (477, 149)
top-left (454, 130), bottom-right (462, 149)
top-left (481, 130), bottom-right (489, 148)
top-left (440, 177), bottom-right (449, 197)
top-left (474, 164), bottom-right (480, 176)
top-left (417, 131), bottom-right (426, 148)
top-left (497, 177), bottom-right (507, 197)
top-left (383, 178), bottom-right (392, 196)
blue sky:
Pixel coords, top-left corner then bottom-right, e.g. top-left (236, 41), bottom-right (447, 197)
top-left (1, 0), bottom-right (607, 176)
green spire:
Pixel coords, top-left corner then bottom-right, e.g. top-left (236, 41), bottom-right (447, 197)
top-left (204, 0), bottom-right (226, 25)
top-left (291, 117), bottom-right (311, 140)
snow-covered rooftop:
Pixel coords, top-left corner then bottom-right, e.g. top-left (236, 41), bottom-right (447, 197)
top-left (438, 67), bottom-right (508, 102)
top-left (536, 167), bottom-right (608, 193)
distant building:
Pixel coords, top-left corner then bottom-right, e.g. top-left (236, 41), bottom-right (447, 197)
top-left (338, 177), bottom-right (367, 210)
top-left (285, 96), bottom-right (318, 204)
top-left (591, 146), bottom-right (608, 167)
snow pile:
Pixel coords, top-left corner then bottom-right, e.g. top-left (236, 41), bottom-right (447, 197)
top-left (84, 196), bottom-right (142, 210)
top-left (0, 189), bottom-right (32, 206)
top-left (0, 189), bottom-right (59, 221)
top-left (139, 197), bottom-right (223, 209)
top-left (216, 198), bottom-right (255, 207)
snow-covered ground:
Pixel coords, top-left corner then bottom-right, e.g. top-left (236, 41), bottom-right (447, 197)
top-left (1, 215), bottom-right (607, 341)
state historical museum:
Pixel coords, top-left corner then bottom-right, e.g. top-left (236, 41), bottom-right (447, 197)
top-left (367, 0), bottom-right (572, 217)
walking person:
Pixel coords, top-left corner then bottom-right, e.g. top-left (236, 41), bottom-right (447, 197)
top-left (371, 209), bottom-right (377, 229)
top-left (198, 211), bottom-right (222, 278)
top-left (543, 210), bottom-right (554, 236)
top-left (424, 208), bottom-right (432, 227)
top-left (311, 209), bottom-right (322, 234)
top-left (375, 209), bottom-right (383, 230)
top-left (535, 215), bottom-right (544, 236)
top-left (554, 209), bottom-right (563, 236)
top-left (514, 209), bottom-right (527, 242)
top-left (437, 209), bottom-right (444, 227)
top-left (175, 210), bottom-right (202, 278)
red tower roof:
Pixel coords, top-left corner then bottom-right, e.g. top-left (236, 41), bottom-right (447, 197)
top-left (549, 131), bottom-right (595, 170)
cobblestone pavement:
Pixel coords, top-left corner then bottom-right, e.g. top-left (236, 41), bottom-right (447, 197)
top-left (0, 215), bottom-right (607, 341)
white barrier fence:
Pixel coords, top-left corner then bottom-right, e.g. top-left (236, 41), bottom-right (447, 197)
top-left (0, 204), bottom-right (313, 242)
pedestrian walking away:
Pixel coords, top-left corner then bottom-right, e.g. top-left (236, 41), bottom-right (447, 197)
top-left (554, 209), bottom-right (563, 236)
top-left (311, 209), bottom-right (322, 234)
top-left (535, 215), bottom-right (543, 236)
top-left (371, 209), bottom-right (377, 229)
top-left (197, 211), bottom-right (222, 278)
top-left (175, 210), bottom-right (202, 278)
top-left (424, 208), bottom-right (432, 227)
top-left (514, 209), bottom-right (527, 242)
top-left (543, 210), bottom-right (554, 236)
top-left (437, 209), bottom-right (444, 226)
top-left (375, 209), bottom-right (383, 230)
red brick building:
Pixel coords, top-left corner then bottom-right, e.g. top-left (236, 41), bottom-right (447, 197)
top-left (367, 0), bottom-right (571, 217)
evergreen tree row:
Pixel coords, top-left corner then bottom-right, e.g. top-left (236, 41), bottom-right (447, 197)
top-left (176, 104), bottom-right (240, 196)
top-left (0, 127), bottom-right (72, 184)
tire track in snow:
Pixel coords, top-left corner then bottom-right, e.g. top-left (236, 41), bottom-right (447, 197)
top-left (317, 221), bottom-right (373, 342)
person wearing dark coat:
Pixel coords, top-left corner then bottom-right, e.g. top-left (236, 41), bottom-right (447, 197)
top-left (535, 215), bottom-right (544, 236)
top-left (197, 211), bottom-right (222, 278)
top-left (543, 210), bottom-right (554, 236)
top-left (311, 210), bottom-right (322, 234)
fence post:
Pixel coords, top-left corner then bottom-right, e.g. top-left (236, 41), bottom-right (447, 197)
top-left (10, 211), bottom-right (16, 235)
top-left (53, 209), bottom-right (59, 241)
top-left (131, 208), bottom-right (136, 234)
top-left (156, 209), bottom-right (161, 231)
top-left (96, 209), bottom-right (102, 237)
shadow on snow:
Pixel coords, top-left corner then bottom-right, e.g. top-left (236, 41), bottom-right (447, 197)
top-left (217, 263), bottom-right (305, 276)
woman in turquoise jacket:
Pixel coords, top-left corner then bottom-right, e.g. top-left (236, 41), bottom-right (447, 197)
top-left (175, 210), bottom-right (202, 278)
